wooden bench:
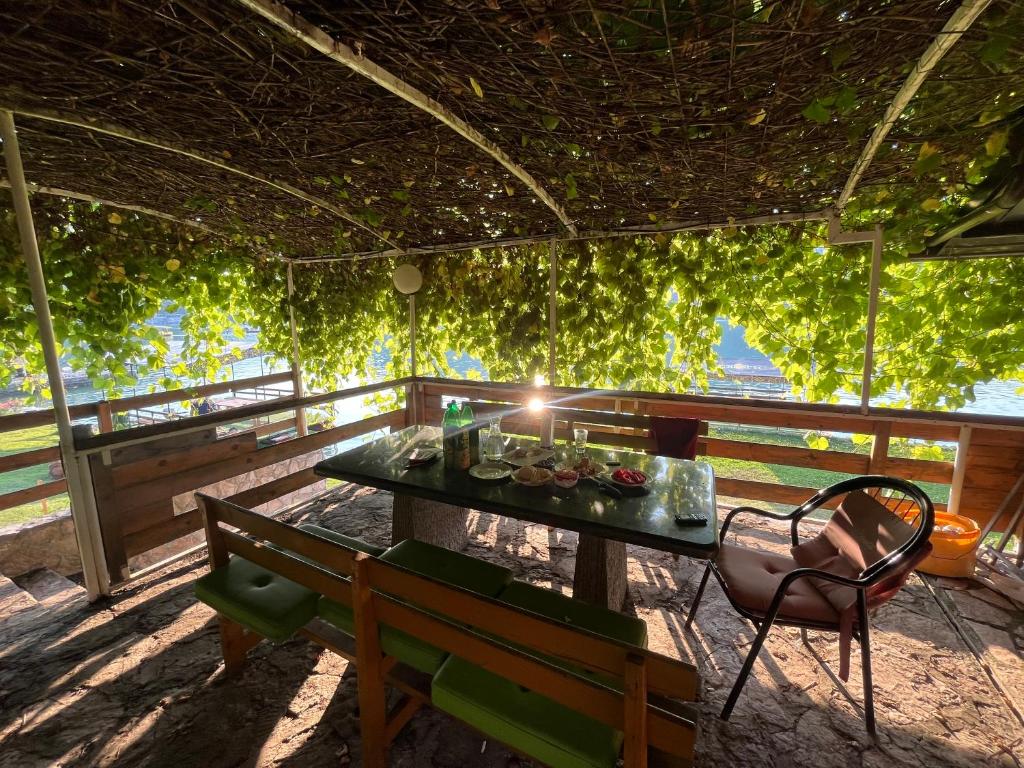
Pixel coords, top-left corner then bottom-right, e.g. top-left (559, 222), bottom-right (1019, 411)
top-left (195, 493), bottom-right (700, 768)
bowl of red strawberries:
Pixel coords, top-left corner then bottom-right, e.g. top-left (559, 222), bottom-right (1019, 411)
top-left (609, 467), bottom-right (649, 494)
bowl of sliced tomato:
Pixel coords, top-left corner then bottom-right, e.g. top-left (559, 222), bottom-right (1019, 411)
top-left (609, 468), bottom-right (649, 494)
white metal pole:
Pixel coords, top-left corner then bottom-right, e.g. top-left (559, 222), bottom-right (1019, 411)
top-left (548, 239), bottom-right (557, 386)
top-left (409, 294), bottom-right (417, 379)
top-left (860, 225), bottom-right (883, 414)
top-left (286, 262), bottom-right (307, 436)
top-left (408, 293), bottom-right (418, 424)
top-left (1, 110), bottom-right (109, 599)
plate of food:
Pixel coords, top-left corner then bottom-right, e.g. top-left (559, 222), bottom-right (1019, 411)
top-left (567, 456), bottom-right (608, 478)
top-left (469, 462), bottom-right (512, 481)
top-left (553, 467), bottom-right (579, 488)
top-left (502, 445), bottom-right (555, 467)
top-left (608, 467), bottom-right (650, 494)
top-left (511, 465), bottom-right (553, 486)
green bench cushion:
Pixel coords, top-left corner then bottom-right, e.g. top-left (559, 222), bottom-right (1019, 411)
top-left (433, 659), bottom-right (620, 768)
top-left (319, 538), bottom-right (514, 674)
top-left (194, 556), bottom-right (318, 643)
top-left (431, 581), bottom-right (648, 768)
top-left (317, 593), bottom-right (356, 636)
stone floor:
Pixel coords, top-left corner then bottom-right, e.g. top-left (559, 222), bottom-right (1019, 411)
top-left (1, 483), bottom-right (1022, 768)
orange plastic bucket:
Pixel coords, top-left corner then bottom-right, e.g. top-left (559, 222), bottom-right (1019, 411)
top-left (917, 512), bottom-right (981, 578)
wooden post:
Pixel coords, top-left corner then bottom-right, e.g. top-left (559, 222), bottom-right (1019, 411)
top-left (868, 421), bottom-right (891, 474)
top-left (96, 400), bottom-right (114, 433)
top-left (218, 617), bottom-right (250, 676)
top-left (623, 653), bottom-right (649, 768)
top-left (196, 495), bottom-right (249, 674)
top-left (352, 553), bottom-right (388, 768)
top-left (947, 425), bottom-right (972, 517)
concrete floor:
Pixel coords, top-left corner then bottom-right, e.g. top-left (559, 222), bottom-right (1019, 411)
top-left (1, 483), bottom-right (1021, 767)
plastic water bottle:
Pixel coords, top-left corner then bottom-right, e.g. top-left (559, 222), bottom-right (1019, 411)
top-left (442, 401), bottom-right (460, 469)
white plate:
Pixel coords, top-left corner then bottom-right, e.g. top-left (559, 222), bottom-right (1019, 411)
top-left (469, 462), bottom-right (512, 481)
top-left (605, 469), bottom-right (651, 494)
top-left (511, 467), bottom-right (554, 486)
top-left (502, 447), bottom-right (555, 467)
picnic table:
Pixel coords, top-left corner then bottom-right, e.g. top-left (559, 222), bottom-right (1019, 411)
top-left (315, 425), bottom-right (718, 610)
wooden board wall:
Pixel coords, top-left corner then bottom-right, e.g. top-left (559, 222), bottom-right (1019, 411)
top-left (959, 428), bottom-right (1024, 529)
top-left (88, 410), bottom-right (405, 584)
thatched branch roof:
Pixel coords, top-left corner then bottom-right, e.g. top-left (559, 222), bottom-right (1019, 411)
top-left (1, 1), bottom-right (1022, 260)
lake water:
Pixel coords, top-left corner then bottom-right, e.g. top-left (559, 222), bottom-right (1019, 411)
top-left (4, 311), bottom-right (1022, 421)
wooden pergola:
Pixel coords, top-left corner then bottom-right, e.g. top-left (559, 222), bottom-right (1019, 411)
top-left (0, 0), bottom-right (1017, 600)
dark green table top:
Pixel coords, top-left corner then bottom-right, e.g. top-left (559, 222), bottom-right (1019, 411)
top-left (315, 425), bottom-right (718, 558)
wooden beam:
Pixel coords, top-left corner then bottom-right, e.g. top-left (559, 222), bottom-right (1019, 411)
top-left (5, 104), bottom-right (398, 248)
top-left (0, 445), bottom-right (60, 474)
top-left (235, 0), bottom-right (577, 236)
top-left (837, 0), bottom-right (993, 208)
top-left (869, 421), bottom-right (891, 474)
top-left (418, 377), bottom-right (1024, 435)
top-left (0, 478), bottom-right (67, 510)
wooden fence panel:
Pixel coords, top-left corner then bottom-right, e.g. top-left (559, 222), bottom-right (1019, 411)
top-left (91, 409), bottom-right (405, 577)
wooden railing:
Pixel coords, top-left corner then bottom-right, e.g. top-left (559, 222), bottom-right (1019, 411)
top-left (413, 378), bottom-right (1024, 526)
top-left (5, 371), bottom-right (1024, 590)
top-left (0, 371), bottom-right (294, 514)
top-left (72, 377), bottom-right (412, 584)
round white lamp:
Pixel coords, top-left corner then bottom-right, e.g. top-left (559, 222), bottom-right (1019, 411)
top-left (393, 263), bottom-right (423, 393)
top-left (392, 263), bottom-right (423, 295)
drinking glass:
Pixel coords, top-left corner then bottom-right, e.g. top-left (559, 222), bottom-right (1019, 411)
top-left (573, 427), bottom-right (588, 457)
top-left (484, 417), bottom-right (505, 462)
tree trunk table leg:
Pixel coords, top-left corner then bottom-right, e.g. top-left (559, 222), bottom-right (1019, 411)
top-left (573, 533), bottom-right (628, 611)
top-left (391, 494), bottom-right (469, 551)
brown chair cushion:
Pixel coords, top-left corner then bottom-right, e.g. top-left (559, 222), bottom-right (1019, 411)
top-left (791, 489), bottom-right (917, 616)
top-left (715, 544), bottom-right (839, 625)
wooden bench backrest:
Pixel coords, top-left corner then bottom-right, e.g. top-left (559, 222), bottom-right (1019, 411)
top-left (462, 399), bottom-right (708, 455)
top-left (196, 493), bottom-right (699, 765)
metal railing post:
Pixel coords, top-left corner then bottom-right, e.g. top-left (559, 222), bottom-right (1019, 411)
top-left (1, 110), bottom-right (109, 599)
top-left (548, 238), bottom-right (557, 385)
top-left (861, 225), bottom-right (884, 414)
top-left (286, 262), bottom-right (308, 436)
top-left (828, 214), bottom-right (884, 415)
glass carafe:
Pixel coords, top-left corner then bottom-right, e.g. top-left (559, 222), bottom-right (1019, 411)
top-left (483, 416), bottom-right (505, 462)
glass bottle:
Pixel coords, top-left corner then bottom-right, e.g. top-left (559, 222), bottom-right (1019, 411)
top-left (442, 401), bottom-right (460, 469)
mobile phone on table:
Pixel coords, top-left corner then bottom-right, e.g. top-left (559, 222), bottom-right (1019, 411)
top-left (674, 512), bottom-right (708, 527)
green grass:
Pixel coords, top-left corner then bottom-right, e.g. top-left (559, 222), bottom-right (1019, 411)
top-left (704, 423), bottom-right (951, 509)
top-left (0, 424), bottom-right (69, 528)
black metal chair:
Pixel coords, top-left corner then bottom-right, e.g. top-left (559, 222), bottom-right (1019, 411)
top-left (685, 475), bottom-right (934, 734)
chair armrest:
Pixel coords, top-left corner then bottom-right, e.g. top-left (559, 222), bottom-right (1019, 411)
top-left (719, 504), bottom-right (800, 541)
